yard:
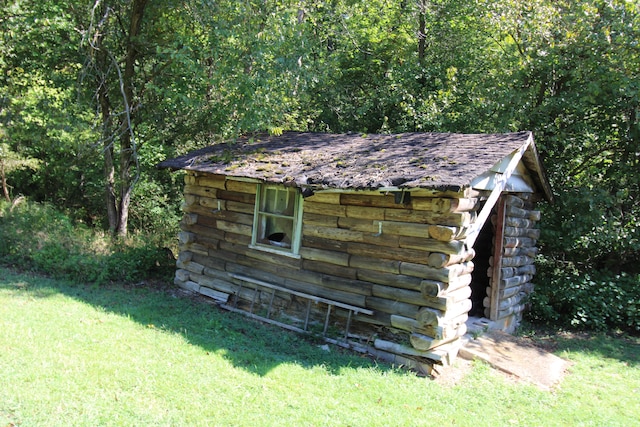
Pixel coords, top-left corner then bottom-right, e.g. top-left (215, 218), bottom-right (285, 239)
top-left (1, 267), bottom-right (638, 426)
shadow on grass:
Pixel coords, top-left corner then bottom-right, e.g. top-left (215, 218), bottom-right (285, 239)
top-left (0, 268), bottom-right (393, 377)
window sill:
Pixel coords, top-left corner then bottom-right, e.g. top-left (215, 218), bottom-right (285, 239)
top-left (248, 244), bottom-right (301, 259)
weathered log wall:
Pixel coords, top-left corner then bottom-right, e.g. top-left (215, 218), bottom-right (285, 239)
top-left (485, 194), bottom-right (540, 332)
top-left (174, 172), bottom-right (545, 366)
top-left (172, 172), bottom-right (487, 365)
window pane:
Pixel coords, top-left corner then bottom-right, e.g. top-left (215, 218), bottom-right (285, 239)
top-left (257, 215), bottom-right (293, 248)
top-left (262, 187), bottom-right (295, 216)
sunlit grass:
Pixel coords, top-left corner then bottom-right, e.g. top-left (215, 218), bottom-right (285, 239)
top-left (1, 268), bottom-right (638, 426)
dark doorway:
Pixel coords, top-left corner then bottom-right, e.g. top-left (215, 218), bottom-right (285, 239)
top-left (469, 213), bottom-right (494, 317)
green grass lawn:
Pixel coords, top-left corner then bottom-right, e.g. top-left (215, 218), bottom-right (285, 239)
top-left (1, 268), bottom-right (639, 427)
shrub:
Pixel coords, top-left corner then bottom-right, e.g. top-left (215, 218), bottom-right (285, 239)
top-left (528, 257), bottom-right (640, 334)
top-left (0, 199), bottom-right (175, 285)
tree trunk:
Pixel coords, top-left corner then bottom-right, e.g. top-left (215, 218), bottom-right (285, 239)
top-left (113, 0), bottom-right (148, 237)
top-left (1, 160), bottom-right (10, 202)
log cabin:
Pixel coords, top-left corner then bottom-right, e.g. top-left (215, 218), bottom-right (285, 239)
top-left (158, 131), bottom-right (553, 373)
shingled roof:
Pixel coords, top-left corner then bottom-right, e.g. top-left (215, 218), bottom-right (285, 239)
top-left (159, 131), bottom-right (552, 199)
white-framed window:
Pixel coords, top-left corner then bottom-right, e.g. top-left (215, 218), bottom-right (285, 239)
top-left (251, 184), bottom-right (303, 256)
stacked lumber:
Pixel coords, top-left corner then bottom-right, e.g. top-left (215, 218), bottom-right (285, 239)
top-left (485, 194), bottom-right (540, 331)
top-left (173, 171), bottom-right (483, 365)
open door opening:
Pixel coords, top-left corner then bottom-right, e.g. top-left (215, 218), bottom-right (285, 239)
top-left (469, 216), bottom-right (494, 317)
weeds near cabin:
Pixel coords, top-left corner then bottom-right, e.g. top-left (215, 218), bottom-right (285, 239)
top-left (0, 200), bottom-right (175, 284)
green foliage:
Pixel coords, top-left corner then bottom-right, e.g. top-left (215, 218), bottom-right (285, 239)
top-left (0, 200), bottom-right (175, 284)
top-left (528, 258), bottom-right (640, 333)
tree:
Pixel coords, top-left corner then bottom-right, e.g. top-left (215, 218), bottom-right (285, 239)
top-left (0, 142), bottom-right (39, 202)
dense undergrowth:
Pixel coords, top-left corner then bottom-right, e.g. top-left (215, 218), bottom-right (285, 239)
top-left (0, 199), bottom-right (176, 285)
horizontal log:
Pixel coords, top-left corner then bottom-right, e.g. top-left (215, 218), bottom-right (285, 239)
top-left (381, 221), bottom-right (431, 238)
top-left (503, 237), bottom-right (537, 248)
top-left (503, 246), bottom-right (538, 257)
top-left (374, 338), bottom-right (447, 360)
top-left (420, 285), bottom-right (472, 311)
top-left (506, 205), bottom-right (541, 221)
top-left (500, 255), bottom-right (534, 267)
top-left (410, 197), bottom-right (479, 213)
top-left (504, 226), bottom-right (541, 239)
top-left (366, 296), bottom-right (420, 318)
top-left (226, 200), bottom-right (255, 214)
top-left (215, 219), bottom-right (253, 236)
top-left (505, 217), bottom-right (536, 229)
top-left (302, 236), bottom-right (349, 252)
top-left (299, 247), bottom-right (350, 267)
top-left (184, 173), bottom-right (196, 185)
top-left (349, 255), bottom-right (401, 275)
top-left (426, 248), bottom-right (475, 268)
top-left (217, 190), bottom-right (255, 205)
top-left (184, 194), bottom-right (198, 207)
top-left (501, 274), bottom-right (533, 289)
top-left (304, 213), bottom-right (339, 227)
top-left (175, 268), bottom-right (190, 282)
top-left (181, 213), bottom-right (198, 226)
top-left (199, 286), bottom-right (230, 303)
top-left (504, 194), bottom-right (525, 208)
top-left (319, 274), bottom-right (373, 297)
top-left (180, 242), bottom-right (212, 257)
top-left (303, 224), bottom-right (363, 243)
top-left (427, 225), bottom-right (468, 241)
top-left (224, 231), bottom-right (251, 246)
top-left (175, 279), bottom-right (200, 293)
top-left (304, 201), bottom-right (347, 217)
top-left (371, 284), bottom-right (470, 310)
top-left (399, 261), bottom-right (474, 283)
top-left (421, 274), bottom-right (471, 298)
top-left (391, 314), bottom-right (468, 340)
top-left (384, 208), bottom-right (474, 227)
top-left (176, 260), bottom-right (205, 275)
top-left (196, 174), bottom-right (226, 190)
top-left (303, 192), bottom-right (341, 204)
top-left (178, 231), bottom-right (196, 245)
top-left (409, 331), bottom-right (462, 351)
top-left (357, 269), bottom-right (422, 291)
top-left (177, 251), bottom-right (193, 263)
top-left (302, 259), bottom-right (357, 280)
top-left (499, 265), bottom-right (536, 279)
top-left (183, 223), bottom-right (226, 241)
top-left (347, 242), bottom-right (429, 264)
top-left (225, 263), bottom-right (288, 287)
top-left (494, 303), bottom-right (526, 320)
top-left (184, 185), bottom-right (218, 199)
top-left (182, 203), bottom-right (217, 218)
top-left (483, 293), bottom-right (523, 311)
top-left (486, 285), bottom-right (521, 300)
top-left (283, 277), bottom-right (367, 308)
top-left (339, 217), bottom-right (433, 238)
top-left (416, 299), bottom-right (472, 325)
top-left (399, 236), bottom-right (465, 254)
top-left (361, 232), bottom-right (401, 248)
top-left (225, 179), bottom-right (257, 194)
top-left (191, 253), bottom-right (226, 272)
top-left (340, 193), bottom-right (398, 208)
top-left (345, 205), bottom-right (386, 220)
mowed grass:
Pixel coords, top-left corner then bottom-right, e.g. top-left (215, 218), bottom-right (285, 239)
top-left (1, 268), bottom-right (639, 427)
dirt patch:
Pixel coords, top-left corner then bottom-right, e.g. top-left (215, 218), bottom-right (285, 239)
top-left (459, 330), bottom-right (571, 390)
